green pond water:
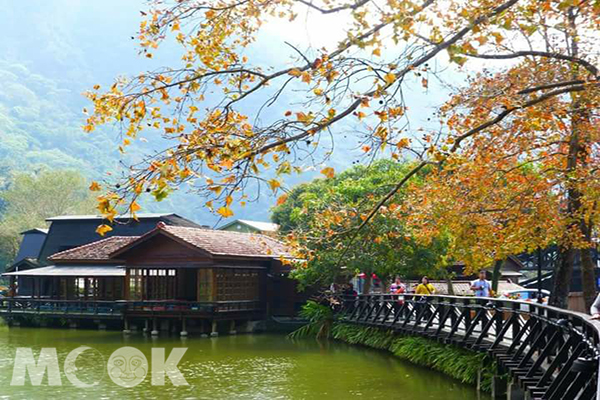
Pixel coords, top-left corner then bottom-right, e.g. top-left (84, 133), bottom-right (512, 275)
top-left (0, 324), bottom-right (488, 399)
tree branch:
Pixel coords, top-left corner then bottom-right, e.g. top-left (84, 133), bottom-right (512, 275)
top-left (466, 51), bottom-right (599, 77)
top-left (295, 0), bottom-right (372, 14)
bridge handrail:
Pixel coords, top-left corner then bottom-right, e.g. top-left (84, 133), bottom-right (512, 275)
top-left (337, 293), bottom-right (600, 399)
top-left (0, 297), bottom-right (265, 314)
top-left (346, 294), bottom-right (600, 338)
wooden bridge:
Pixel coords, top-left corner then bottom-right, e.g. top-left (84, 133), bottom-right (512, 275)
top-left (341, 294), bottom-right (600, 400)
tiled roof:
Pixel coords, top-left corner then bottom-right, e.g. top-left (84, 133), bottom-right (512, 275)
top-left (48, 236), bottom-right (138, 261)
top-left (158, 225), bottom-right (290, 258)
top-left (48, 224), bottom-right (291, 262)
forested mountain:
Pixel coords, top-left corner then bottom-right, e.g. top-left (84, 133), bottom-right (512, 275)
top-left (0, 0), bottom-right (274, 225)
top-left (0, 1), bottom-right (437, 229)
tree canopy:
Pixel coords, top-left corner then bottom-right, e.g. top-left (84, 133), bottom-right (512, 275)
top-left (272, 160), bottom-right (447, 288)
top-left (84, 0), bottom-right (600, 306)
top-left (0, 170), bottom-right (95, 270)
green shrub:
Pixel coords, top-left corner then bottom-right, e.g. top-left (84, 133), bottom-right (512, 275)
top-left (289, 300), bottom-right (334, 340)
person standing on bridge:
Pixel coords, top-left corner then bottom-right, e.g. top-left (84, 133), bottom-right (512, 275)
top-left (415, 276), bottom-right (435, 295)
top-left (390, 276), bottom-right (406, 294)
top-left (471, 271), bottom-right (491, 297)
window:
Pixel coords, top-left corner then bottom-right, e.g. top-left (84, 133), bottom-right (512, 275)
top-left (214, 268), bottom-right (260, 301)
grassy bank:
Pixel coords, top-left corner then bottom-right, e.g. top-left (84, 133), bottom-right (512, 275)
top-left (290, 301), bottom-right (497, 392)
top-left (330, 323), bottom-right (497, 392)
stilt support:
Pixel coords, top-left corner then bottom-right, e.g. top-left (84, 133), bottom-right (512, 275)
top-left (211, 320), bottom-right (219, 337)
top-left (180, 318), bottom-right (188, 337)
top-left (123, 318), bottom-right (131, 334)
top-left (151, 318), bottom-right (159, 336)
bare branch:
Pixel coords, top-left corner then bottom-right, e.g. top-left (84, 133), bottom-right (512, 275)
top-left (295, 0), bottom-right (372, 14)
top-left (466, 51), bottom-right (599, 77)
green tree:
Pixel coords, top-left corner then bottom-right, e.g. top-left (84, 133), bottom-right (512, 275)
top-left (0, 170), bottom-right (96, 270)
top-left (272, 160), bottom-right (447, 290)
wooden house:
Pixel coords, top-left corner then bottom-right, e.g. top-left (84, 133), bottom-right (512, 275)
top-left (1, 221), bottom-right (306, 335)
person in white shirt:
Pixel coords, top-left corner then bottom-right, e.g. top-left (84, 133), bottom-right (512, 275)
top-left (471, 271), bottom-right (491, 297)
top-left (389, 276), bottom-right (406, 294)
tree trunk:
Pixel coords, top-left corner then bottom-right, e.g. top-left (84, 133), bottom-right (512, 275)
top-left (550, 246), bottom-right (575, 308)
top-left (581, 228), bottom-right (597, 312)
top-left (445, 273), bottom-right (454, 295)
top-left (550, 7), bottom-right (595, 311)
top-left (491, 259), bottom-right (503, 294)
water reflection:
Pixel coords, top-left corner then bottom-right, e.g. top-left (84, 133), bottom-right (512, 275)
top-left (0, 324), bottom-right (487, 399)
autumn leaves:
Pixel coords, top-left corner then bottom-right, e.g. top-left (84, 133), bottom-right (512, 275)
top-left (82, 0), bottom-right (600, 309)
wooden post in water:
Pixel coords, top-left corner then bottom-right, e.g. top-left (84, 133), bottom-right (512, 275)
top-left (123, 318), bottom-right (131, 334)
top-left (180, 318), bottom-right (188, 337)
top-left (151, 318), bottom-right (159, 336)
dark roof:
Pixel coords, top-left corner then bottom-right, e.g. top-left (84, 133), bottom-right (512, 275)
top-left (112, 223), bottom-right (291, 259)
top-left (48, 236), bottom-right (138, 262)
top-left (36, 213), bottom-right (203, 264)
top-left (6, 258), bottom-right (41, 273)
top-left (20, 228), bottom-right (49, 235)
top-left (46, 213), bottom-right (179, 221)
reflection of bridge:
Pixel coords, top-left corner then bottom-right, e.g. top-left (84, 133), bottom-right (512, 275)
top-left (340, 294), bottom-right (600, 400)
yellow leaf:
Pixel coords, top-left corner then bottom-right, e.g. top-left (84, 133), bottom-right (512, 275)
top-left (301, 71), bottom-right (311, 84)
top-left (276, 194), bottom-right (288, 206)
top-left (296, 112), bottom-right (314, 125)
top-left (217, 206), bottom-right (234, 218)
top-left (225, 195), bottom-right (233, 206)
top-left (313, 88), bottom-right (323, 96)
top-left (89, 181), bottom-right (101, 191)
top-left (288, 69), bottom-right (302, 77)
top-left (209, 186), bottom-right (223, 195)
top-left (130, 201), bottom-right (141, 213)
top-left (321, 167), bottom-right (335, 179)
top-left (96, 224), bottom-right (113, 236)
top-left (268, 179), bottom-right (281, 192)
top-left (397, 138), bottom-right (411, 148)
top-left (221, 159), bottom-right (234, 169)
top-left (372, 48), bottom-right (381, 57)
top-left (384, 72), bottom-right (396, 85)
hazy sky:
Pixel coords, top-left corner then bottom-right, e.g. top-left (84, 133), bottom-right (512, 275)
top-left (0, 0), bottom-right (458, 224)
